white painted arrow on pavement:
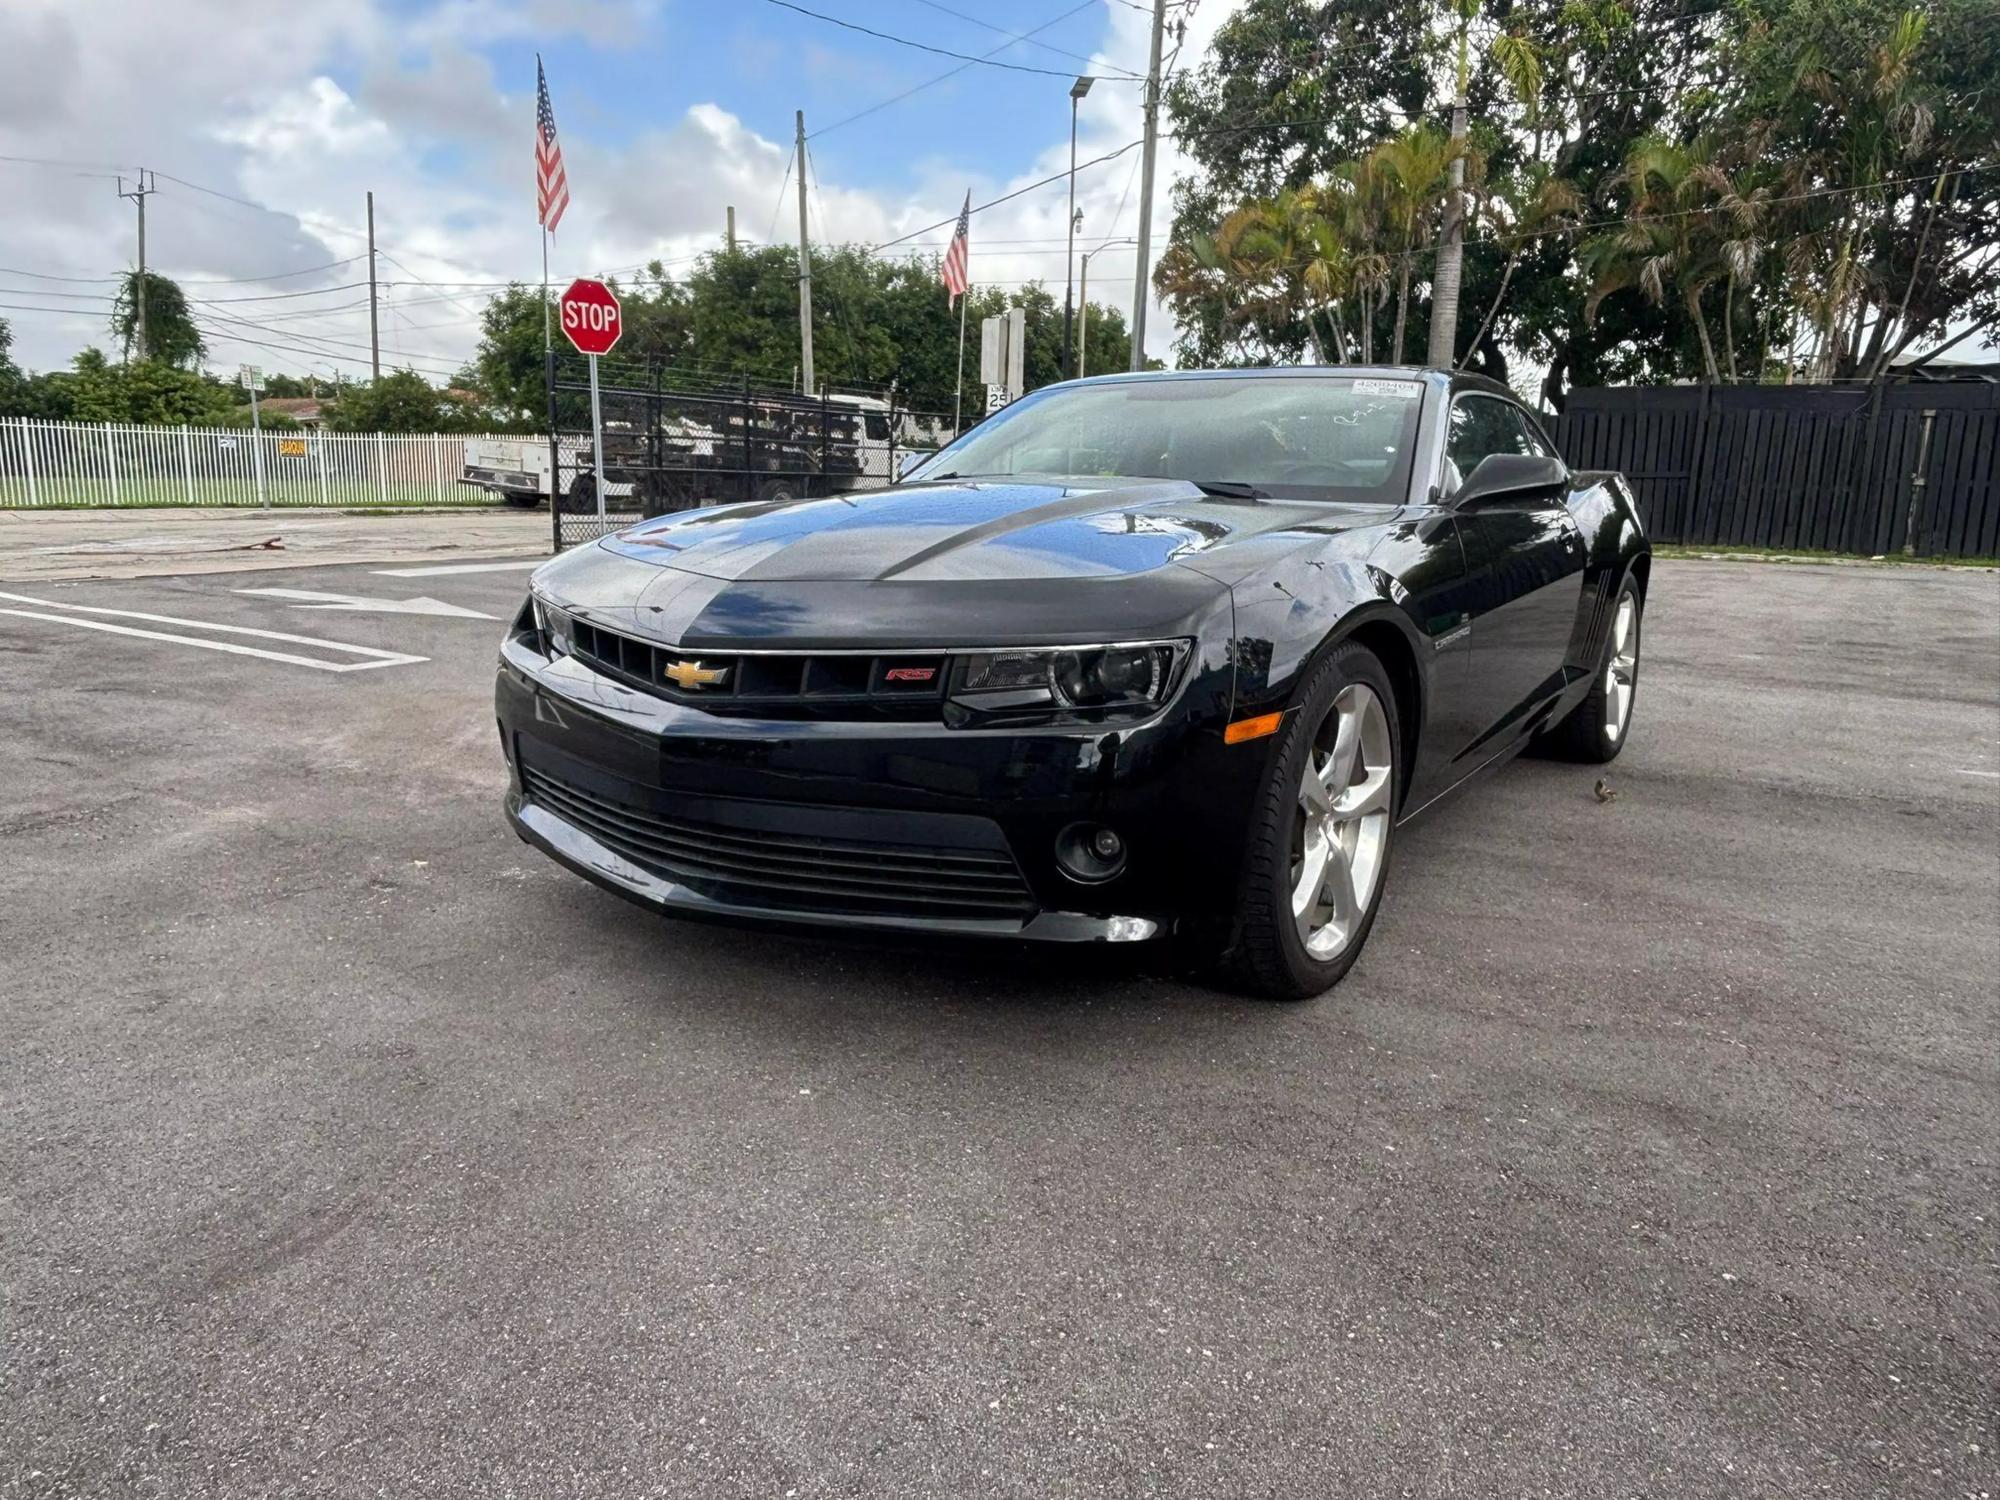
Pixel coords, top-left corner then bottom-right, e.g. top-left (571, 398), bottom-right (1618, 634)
top-left (234, 587), bottom-right (497, 620)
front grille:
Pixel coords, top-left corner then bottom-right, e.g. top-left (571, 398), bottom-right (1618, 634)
top-left (520, 764), bottom-right (1036, 921)
top-left (546, 605), bottom-right (946, 721)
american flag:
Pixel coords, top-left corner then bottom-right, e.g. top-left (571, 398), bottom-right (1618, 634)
top-left (535, 57), bottom-right (570, 234)
top-left (941, 191), bottom-right (970, 305)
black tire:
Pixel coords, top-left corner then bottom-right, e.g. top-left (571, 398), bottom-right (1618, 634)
top-left (1535, 580), bottom-right (1642, 764)
top-left (756, 478), bottom-right (799, 504)
top-left (1223, 641), bottom-right (1400, 1001)
top-left (558, 474), bottom-right (596, 515)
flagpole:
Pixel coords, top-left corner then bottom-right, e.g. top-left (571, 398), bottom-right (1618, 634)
top-left (541, 227), bottom-right (551, 354)
top-left (954, 289), bottom-right (969, 434)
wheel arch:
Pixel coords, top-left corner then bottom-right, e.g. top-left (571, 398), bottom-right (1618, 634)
top-left (1295, 602), bottom-right (1426, 816)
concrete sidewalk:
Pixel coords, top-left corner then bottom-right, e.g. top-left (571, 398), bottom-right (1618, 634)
top-left (0, 507), bottom-right (553, 582)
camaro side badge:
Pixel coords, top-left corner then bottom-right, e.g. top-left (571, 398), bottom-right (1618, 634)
top-left (1431, 616), bottom-right (1472, 651)
top-left (664, 659), bottom-right (729, 689)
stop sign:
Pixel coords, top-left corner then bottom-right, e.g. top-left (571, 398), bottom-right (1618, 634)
top-left (559, 277), bottom-right (622, 356)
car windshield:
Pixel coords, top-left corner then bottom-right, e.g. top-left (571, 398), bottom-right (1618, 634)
top-left (912, 375), bottom-right (1425, 504)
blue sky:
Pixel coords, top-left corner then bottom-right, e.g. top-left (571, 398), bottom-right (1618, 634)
top-left (0, 0), bottom-right (1213, 379)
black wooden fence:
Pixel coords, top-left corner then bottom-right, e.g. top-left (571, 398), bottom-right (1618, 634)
top-left (1548, 383), bottom-right (1999, 559)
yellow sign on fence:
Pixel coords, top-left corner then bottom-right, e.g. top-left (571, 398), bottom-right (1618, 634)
top-left (277, 438), bottom-right (309, 458)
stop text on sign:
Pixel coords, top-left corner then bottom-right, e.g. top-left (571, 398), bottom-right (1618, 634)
top-left (558, 277), bottom-right (623, 356)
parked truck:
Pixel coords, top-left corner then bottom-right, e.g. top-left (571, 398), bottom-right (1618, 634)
top-left (460, 436), bottom-right (555, 507)
top-left (566, 392), bottom-right (942, 517)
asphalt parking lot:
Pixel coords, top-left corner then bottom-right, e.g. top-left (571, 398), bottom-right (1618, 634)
top-left (3, 549), bottom-right (1995, 1498)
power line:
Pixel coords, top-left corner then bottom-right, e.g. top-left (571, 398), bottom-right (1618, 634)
top-left (868, 137), bottom-right (1146, 253)
top-left (812, 0), bottom-right (1105, 139)
top-left (0, 267), bottom-right (123, 285)
top-left (187, 280), bottom-right (372, 305)
top-left (760, 0), bottom-right (1138, 80)
top-left (180, 256), bottom-right (370, 286)
top-left (901, 0), bottom-right (1143, 75)
top-left (0, 286), bottom-right (117, 305)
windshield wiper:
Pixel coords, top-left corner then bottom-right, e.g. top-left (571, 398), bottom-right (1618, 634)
top-left (1186, 478), bottom-right (1270, 499)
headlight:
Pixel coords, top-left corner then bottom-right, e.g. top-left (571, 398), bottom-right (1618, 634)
top-left (952, 640), bottom-right (1190, 722)
top-left (531, 597), bottom-right (573, 657)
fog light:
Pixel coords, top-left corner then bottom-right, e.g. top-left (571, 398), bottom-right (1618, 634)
top-left (1056, 822), bottom-right (1127, 883)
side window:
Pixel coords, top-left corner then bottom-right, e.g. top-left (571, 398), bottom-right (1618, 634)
top-left (1444, 395), bottom-right (1530, 490)
top-left (1518, 413), bottom-right (1559, 460)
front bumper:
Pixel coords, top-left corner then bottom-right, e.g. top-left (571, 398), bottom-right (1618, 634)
top-left (496, 632), bottom-right (1257, 944)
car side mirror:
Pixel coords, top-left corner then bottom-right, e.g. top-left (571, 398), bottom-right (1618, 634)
top-left (894, 449), bottom-right (929, 483)
top-left (1451, 452), bottom-right (1567, 509)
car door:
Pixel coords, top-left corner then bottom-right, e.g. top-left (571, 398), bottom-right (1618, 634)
top-left (1445, 392), bottom-right (1587, 760)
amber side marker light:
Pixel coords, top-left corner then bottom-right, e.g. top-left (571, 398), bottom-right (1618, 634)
top-left (1224, 711), bottom-right (1283, 745)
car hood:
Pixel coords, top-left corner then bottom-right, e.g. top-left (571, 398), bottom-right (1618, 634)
top-left (597, 477), bottom-right (1392, 585)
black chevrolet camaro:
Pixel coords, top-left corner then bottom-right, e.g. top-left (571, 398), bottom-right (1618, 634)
top-left (497, 368), bottom-right (1648, 998)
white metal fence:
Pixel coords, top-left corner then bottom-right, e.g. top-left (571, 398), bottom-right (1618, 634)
top-left (0, 418), bottom-right (540, 508)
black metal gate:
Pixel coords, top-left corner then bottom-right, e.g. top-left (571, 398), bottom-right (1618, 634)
top-left (546, 351), bottom-right (958, 552)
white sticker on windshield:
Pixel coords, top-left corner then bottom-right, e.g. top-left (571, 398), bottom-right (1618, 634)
top-left (1350, 379), bottom-right (1421, 398)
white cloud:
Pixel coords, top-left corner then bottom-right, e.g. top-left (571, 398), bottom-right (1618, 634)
top-left (0, 0), bottom-right (1241, 382)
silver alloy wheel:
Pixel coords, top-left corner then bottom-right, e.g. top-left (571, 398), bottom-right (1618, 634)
top-left (1604, 594), bottom-right (1639, 742)
top-left (1291, 682), bottom-right (1394, 961)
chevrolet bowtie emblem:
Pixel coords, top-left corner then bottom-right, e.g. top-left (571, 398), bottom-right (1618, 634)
top-left (663, 658), bottom-right (729, 690)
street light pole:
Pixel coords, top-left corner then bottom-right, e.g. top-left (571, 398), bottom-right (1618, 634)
top-left (1062, 75), bottom-right (1094, 382)
top-left (1078, 237), bottom-right (1136, 380)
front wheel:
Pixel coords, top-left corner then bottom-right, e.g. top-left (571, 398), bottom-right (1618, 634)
top-left (1536, 581), bottom-right (1642, 763)
top-left (1224, 642), bottom-right (1400, 1000)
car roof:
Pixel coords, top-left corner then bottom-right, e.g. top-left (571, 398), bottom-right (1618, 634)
top-left (1042, 366), bottom-right (1522, 403)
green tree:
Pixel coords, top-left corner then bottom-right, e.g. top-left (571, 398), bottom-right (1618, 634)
top-left (110, 272), bottom-right (206, 368)
top-left (326, 369), bottom-right (446, 433)
top-left (61, 349), bottom-right (239, 424)
top-left (1161, 0), bottom-right (1730, 396)
top-left (0, 317), bottom-right (24, 413)
top-left (1733, 1), bottom-right (1998, 378)
top-left (468, 283), bottom-right (554, 424)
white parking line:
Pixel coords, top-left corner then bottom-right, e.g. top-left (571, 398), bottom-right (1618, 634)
top-left (0, 590), bottom-right (428, 673)
top-left (372, 560), bottom-right (543, 577)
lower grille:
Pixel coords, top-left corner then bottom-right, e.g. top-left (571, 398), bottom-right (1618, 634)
top-left (520, 764), bottom-right (1035, 921)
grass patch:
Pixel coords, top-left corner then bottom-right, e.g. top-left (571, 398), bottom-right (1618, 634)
top-left (1654, 543), bottom-right (1998, 570)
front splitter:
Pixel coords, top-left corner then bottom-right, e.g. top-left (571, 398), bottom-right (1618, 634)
top-left (508, 794), bottom-right (1165, 944)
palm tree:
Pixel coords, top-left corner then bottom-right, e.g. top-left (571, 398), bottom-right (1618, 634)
top-left (1457, 165), bottom-right (1582, 372)
top-left (1581, 136), bottom-right (1730, 382)
top-left (1160, 188), bottom-right (1354, 364)
top-left (1360, 124), bottom-right (1460, 364)
top-left (1788, 9), bottom-right (1937, 377)
top-left (1688, 145), bottom-right (1783, 382)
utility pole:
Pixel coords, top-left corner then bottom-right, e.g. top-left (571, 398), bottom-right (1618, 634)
top-left (366, 190), bottom-right (381, 382)
top-left (1428, 3), bottom-right (1473, 370)
top-left (726, 204), bottom-right (737, 253)
top-left (1128, 0), bottom-right (1168, 371)
top-left (117, 170), bottom-right (157, 362)
top-left (794, 111), bottom-right (815, 398)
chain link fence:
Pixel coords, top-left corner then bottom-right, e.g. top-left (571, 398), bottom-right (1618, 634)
top-left (546, 352), bottom-right (959, 552)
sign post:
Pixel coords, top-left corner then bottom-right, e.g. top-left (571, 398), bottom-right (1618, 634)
top-left (978, 306), bottom-right (1027, 415)
top-left (557, 278), bottom-right (624, 518)
top-left (239, 364), bottom-right (268, 512)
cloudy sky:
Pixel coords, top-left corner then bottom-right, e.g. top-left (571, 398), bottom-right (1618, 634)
top-left (0, 0), bottom-right (1240, 383)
